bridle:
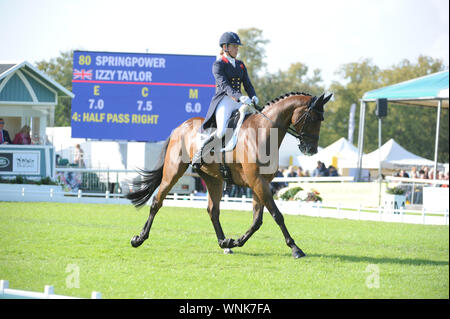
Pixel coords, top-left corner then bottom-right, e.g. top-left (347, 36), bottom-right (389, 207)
top-left (288, 101), bottom-right (324, 143)
top-left (253, 96), bottom-right (324, 145)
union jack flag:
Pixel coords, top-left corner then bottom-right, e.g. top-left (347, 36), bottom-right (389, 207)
top-left (73, 69), bottom-right (93, 80)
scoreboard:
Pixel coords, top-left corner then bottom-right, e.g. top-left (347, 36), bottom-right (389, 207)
top-left (71, 50), bottom-right (216, 141)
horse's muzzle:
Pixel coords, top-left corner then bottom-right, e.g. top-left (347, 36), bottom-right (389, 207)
top-left (298, 142), bottom-right (318, 156)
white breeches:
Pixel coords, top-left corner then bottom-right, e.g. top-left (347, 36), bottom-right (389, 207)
top-left (215, 95), bottom-right (241, 139)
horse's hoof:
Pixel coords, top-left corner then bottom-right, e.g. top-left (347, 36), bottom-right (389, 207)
top-left (131, 235), bottom-right (142, 248)
top-left (223, 248), bottom-right (233, 254)
top-left (293, 249), bottom-right (306, 259)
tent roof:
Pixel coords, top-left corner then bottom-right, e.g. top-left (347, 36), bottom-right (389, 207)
top-left (279, 134), bottom-right (323, 167)
top-left (362, 138), bottom-right (436, 169)
top-left (362, 70), bottom-right (449, 108)
top-left (297, 137), bottom-right (359, 170)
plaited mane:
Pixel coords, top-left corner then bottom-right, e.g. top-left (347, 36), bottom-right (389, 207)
top-left (262, 92), bottom-right (312, 110)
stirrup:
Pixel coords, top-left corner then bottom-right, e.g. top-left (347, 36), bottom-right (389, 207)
top-left (191, 133), bottom-right (215, 168)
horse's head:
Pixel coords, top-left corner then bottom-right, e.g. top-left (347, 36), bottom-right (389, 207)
top-left (291, 93), bottom-right (332, 155)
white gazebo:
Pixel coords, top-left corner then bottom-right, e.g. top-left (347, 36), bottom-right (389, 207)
top-left (0, 61), bottom-right (74, 142)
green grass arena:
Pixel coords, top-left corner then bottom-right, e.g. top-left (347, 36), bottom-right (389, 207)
top-left (0, 202), bottom-right (448, 299)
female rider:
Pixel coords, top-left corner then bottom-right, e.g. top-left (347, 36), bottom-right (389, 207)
top-left (192, 32), bottom-right (259, 168)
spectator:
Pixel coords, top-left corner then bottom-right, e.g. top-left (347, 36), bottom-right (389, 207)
top-left (13, 125), bottom-right (31, 145)
top-left (423, 166), bottom-right (430, 179)
top-left (74, 144), bottom-right (85, 168)
top-left (328, 165), bottom-right (339, 176)
top-left (418, 169), bottom-right (426, 179)
top-left (409, 166), bottom-right (418, 179)
top-left (0, 118), bottom-right (12, 144)
top-left (428, 168), bottom-right (435, 180)
top-left (399, 169), bottom-right (409, 178)
top-left (287, 165), bottom-right (297, 177)
top-left (271, 169), bottom-right (287, 194)
top-left (296, 166), bottom-right (306, 177)
top-left (312, 161), bottom-right (329, 177)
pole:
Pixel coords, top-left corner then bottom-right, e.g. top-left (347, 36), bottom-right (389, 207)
top-left (356, 101), bottom-right (366, 182)
top-left (433, 100), bottom-right (441, 182)
top-left (378, 117), bottom-right (382, 206)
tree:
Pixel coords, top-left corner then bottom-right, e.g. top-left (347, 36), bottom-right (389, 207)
top-left (35, 50), bottom-right (74, 126)
top-left (237, 28), bottom-right (269, 80)
top-left (325, 55), bottom-right (448, 162)
top-left (237, 28), bottom-right (324, 106)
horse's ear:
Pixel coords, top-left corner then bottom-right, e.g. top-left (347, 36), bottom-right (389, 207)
top-left (313, 94), bottom-right (324, 109)
top-left (323, 93), bottom-right (333, 104)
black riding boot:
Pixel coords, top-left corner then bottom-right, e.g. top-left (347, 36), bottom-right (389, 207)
top-left (192, 134), bottom-right (216, 169)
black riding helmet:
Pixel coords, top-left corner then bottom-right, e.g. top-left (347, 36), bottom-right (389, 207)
top-left (219, 32), bottom-right (242, 48)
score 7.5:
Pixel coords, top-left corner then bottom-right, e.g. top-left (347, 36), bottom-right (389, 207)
top-left (137, 100), bottom-right (152, 111)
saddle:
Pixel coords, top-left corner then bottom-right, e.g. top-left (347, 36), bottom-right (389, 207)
top-left (198, 109), bottom-right (252, 185)
top-left (222, 109), bottom-right (252, 152)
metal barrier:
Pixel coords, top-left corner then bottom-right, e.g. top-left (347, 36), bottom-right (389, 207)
top-left (385, 176), bottom-right (449, 205)
top-left (55, 167), bottom-right (196, 195)
top-left (0, 280), bottom-right (101, 299)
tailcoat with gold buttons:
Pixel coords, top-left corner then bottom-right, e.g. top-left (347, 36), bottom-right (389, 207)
top-left (201, 55), bottom-right (256, 131)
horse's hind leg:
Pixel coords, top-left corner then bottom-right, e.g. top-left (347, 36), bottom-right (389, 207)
top-left (196, 171), bottom-right (233, 253)
top-left (233, 195), bottom-right (264, 248)
top-left (131, 149), bottom-right (189, 248)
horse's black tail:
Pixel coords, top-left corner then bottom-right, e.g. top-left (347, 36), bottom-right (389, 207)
top-left (126, 135), bottom-right (171, 208)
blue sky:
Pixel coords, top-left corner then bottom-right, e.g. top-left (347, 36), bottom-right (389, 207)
top-left (0, 0), bottom-right (448, 87)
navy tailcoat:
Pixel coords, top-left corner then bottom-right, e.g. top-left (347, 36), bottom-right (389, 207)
top-left (201, 55), bottom-right (256, 131)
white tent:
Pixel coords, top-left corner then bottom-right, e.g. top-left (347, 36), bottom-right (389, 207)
top-left (360, 138), bottom-right (439, 169)
top-left (297, 137), bottom-right (360, 171)
top-left (278, 134), bottom-right (322, 167)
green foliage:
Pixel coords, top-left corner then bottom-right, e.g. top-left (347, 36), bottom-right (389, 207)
top-left (35, 50), bottom-right (74, 126)
top-left (324, 56), bottom-right (448, 163)
top-left (279, 186), bottom-right (303, 200)
top-left (386, 186), bottom-right (406, 195)
top-left (0, 175), bottom-right (57, 185)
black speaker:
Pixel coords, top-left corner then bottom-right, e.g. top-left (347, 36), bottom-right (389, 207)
top-left (375, 98), bottom-right (388, 118)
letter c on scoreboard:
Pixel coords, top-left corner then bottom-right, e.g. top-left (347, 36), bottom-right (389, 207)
top-left (142, 87), bottom-right (149, 97)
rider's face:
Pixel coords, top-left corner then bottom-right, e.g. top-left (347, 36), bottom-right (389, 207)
top-left (225, 44), bottom-right (239, 58)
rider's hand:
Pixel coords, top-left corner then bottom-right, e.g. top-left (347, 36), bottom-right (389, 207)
top-left (251, 96), bottom-right (259, 105)
top-left (239, 95), bottom-right (252, 105)
top-left (239, 103), bottom-right (257, 115)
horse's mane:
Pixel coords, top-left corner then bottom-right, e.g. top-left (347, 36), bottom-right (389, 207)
top-left (262, 92), bottom-right (312, 110)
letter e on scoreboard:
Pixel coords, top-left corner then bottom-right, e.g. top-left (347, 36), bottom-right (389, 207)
top-left (94, 85), bottom-right (100, 96)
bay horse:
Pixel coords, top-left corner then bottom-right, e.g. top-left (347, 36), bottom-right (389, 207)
top-left (127, 92), bottom-right (332, 258)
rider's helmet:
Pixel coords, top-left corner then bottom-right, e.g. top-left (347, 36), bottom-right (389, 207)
top-left (219, 32), bottom-right (242, 48)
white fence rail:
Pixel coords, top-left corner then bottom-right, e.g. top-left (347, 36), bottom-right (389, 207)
top-left (0, 185), bottom-right (448, 226)
top-left (0, 280), bottom-right (101, 299)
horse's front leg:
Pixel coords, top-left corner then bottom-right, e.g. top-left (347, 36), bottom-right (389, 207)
top-left (251, 177), bottom-right (305, 258)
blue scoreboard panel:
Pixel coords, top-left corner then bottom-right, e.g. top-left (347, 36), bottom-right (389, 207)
top-left (71, 50), bottom-right (216, 141)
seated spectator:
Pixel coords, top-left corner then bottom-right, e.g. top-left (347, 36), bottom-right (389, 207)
top-left (296, 166), bottom-right (306, 177)
top-left (0, 118), bottom-right (12, 144)
top-left (312, 161), bottom-right (329, 177)
top-left (399, 169), bottom-right (409, 178)
top-left (328, 165), bottom-right (339, 176)
top-left (13, 125), bottom-right (32, 145)
top-left (418, 169), bottom-right (426, 179)
top-left (287, 165), bottom-right (298, 177)
top-left (409, 166), bottom-right (418, 179)
top-left (271, 169), bottom-right (287, 194)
